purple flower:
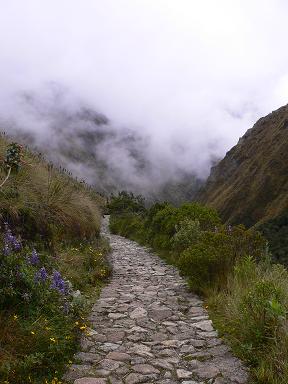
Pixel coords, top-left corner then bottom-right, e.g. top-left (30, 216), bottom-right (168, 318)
top-left (35, 267), bottom-right (48, 283)
top-left (50, 270), bottom-right (67, 295)
top-left (3, 225), bottom-right (21, 252)
top-left (29, 249), bottom-right (40, 265)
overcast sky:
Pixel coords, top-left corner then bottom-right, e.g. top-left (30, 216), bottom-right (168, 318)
top-left (0, 0), bottom-right (288, 179)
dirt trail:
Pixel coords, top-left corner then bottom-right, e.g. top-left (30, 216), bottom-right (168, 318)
top-left (64, 216), bottom-right (248, 384)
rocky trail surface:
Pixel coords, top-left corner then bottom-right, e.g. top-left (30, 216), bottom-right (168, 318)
top-left (64, 216), bottom-right (248, 384)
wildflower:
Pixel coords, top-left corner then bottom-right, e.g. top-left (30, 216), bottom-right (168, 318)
top-left (35, 267), bottom-right (48, 283)
top-left (3, 225), bottom-right (21, 251)
top-left (22, 292), bottom-right (31, 301)
top-left (75, 321), bottom-right (79, 325)
top-left (13, 314), bottom-right (18, 320)
top-left (80, 325), bottom-right (87, 331)
top-left (28, 248), bottom-right (40, 265)
top-left (31, 331), bottom-right (35, 335)
top-left (49, 337), bottom-right (56, 343)
top-left (50, 270), bottom-right (67, 295)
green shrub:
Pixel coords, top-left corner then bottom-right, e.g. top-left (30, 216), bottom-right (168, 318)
top-left (209, 256), bottom-right (288, 383)
top-left (178, 226), bottom-right (267, 293)
top-left (107, 191), bottom-right (145, 215)
top-left (178, 231), bottom-right (232, 293)
top-left (171, 218), bottom-right (201, 252)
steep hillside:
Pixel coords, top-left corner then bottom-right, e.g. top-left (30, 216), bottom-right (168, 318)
top-left (198, 104), bottom-right (288, 227)
top-left (0, 135), bottom-right (111, 383)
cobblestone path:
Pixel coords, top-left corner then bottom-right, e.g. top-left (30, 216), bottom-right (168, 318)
top-left (64, 216), bottom-right (248, 384)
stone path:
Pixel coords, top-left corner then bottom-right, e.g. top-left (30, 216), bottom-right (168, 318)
top-left (64, 216), bottom-right (248, 384)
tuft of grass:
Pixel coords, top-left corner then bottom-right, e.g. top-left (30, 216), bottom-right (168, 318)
top-left (208, 256), bottom-right (288, 384)
top-left (0, 135), bottom-right (104, 245)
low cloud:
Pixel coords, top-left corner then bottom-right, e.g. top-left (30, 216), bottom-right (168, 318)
top-left (0, 0), bottom-right (288, 195)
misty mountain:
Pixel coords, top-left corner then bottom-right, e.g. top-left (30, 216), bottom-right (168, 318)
top-left (1, 88), bottom-right (202, 204)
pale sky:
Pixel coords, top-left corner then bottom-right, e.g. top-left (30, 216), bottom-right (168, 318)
top-left (0, 0), bottom-right (288, 181)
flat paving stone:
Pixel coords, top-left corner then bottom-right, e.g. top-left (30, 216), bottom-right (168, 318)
top-left (63, 216), bottom-right (249, 384)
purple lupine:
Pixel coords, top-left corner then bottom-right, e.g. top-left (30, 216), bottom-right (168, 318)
top-left (35, 267), bottom-right (48, 283)
top-left (3, 224), bottom-right (21, 252)
top-left (29, 249), bottom-right (40, 265)
top-left (50, 270), bottom-right (67, 295)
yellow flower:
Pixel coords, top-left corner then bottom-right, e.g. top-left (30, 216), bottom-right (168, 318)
top-left (80, 325), bottom-right (87, 331)
top-left (31, 331), bottom-right (35, 335)
top-left (50, 337), bottom-right (56, 343)
top-left (13, 314), bottom-right (18, 320)
top-left (75, 321), bottom-right (79, 325)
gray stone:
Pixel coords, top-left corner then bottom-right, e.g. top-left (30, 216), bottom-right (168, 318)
top-left (176, 369), bottom-right (193, 379)
top-left (106, 351), bottom-right (132, 361)
top-left (74, 378), bottom-right (107, 384)
top-left (132, 363), bottom-right (160, 374)
top-left (193, 320), bottom-right (214, 332)
top-left (130, 307), bottom-right (148, 319)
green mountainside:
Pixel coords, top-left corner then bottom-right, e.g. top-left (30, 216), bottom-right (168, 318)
top-left (197, 104), bottom-right (288, 263)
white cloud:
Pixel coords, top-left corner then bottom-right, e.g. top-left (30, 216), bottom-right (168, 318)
top-left (0, 0), bottom-right (287, 183)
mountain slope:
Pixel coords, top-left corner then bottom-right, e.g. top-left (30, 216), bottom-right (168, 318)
top-left (197, 104), bottom-right (288, 227)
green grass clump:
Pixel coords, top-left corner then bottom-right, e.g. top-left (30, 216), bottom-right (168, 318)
top-left (209, 256), bottom-right (288, 383)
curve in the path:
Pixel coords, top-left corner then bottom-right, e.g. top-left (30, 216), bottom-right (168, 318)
top-left (64, 216), bottom-right (248, 384)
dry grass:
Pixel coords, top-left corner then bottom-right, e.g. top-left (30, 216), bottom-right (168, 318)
top-left (0, 134), bottom-right (105, 242)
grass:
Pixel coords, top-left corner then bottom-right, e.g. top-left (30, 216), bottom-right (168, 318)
top-left (0, 135), bottom-right (110, 383)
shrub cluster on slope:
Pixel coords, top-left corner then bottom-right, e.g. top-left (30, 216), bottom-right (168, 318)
top-left (109, 191), bottom-right (288, 384)
top-left (0, 136), bottom-right (110, 384)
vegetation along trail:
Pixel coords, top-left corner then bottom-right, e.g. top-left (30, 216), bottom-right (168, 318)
top-left (64, 216), bottom-right (248, 384)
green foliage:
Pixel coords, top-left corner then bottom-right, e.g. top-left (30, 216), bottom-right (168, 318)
top-left (209, 256), bottom-right (288, 383)
top-left (107, 191), bottom-right (145, 215)
top-left (3, 142), bottom-right (23, 173)
top-left (171, 218), bottom-right (201, 252)
top-left (144, 201), bottom-right (221, 250)
top-left (110, 212), bottom-right (145, 243)
top-left (178, 225), bottom-right (267, 293)
top-left (259, 211), bottom-right (288, 266)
